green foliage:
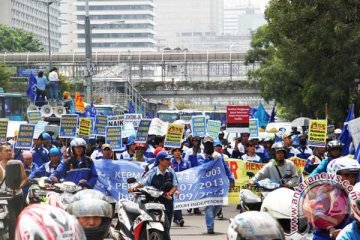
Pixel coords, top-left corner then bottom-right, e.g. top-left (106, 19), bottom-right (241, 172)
top-left (0, 24), bottom-right (44, 52)
top-left (246, 0), bottom-right (360, 123)
top-left (0, 64), bottom-right (12, 90)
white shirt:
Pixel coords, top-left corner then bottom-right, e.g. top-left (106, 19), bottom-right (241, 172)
top-left (48, 71), bottom-right (59, 82)
top-left (241, 154), bottom-right (261, 162)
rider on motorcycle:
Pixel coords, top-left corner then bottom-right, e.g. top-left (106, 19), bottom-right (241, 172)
top-left (310, 140), bottom-right (343, 176)
top-left (227, 211), bottom-right (285, 240)
top-left (15, 204), bottom-right (86, 240)
top-left (50, 138), bottom-right (98, 189)
top-left (29, 147), bottom-right (62, 179)
top-left (249, 142), bottom-right (299, 188)
top-left (336, 182), bottom-right (360, 239)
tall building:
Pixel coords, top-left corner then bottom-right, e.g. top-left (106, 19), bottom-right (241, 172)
top-left (61, 0), bottom-right (156, 52)
top-left (0, 0), bottom-right (61, 52)
top-left (154, 0), bottom-right (224, 50)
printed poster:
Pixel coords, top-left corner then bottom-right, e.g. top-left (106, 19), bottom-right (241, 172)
top-left (164, 124), bottom-right (185, 148)
top-left (308, 119), bottom-right (327, 147)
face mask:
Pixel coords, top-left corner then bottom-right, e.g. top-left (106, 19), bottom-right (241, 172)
top-left (203, 142), bottom-right (214, 155)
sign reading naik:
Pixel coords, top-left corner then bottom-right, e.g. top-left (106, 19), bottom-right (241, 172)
top-left (59, 114), bottom-right (78, 138)
top-left (226, 106), bottom-right (250, 133)
top-left (0, 119), bottom-right (8, 142)
top-left (164, 124), bottom-right (185, 148)
top-left (15, 124), bottom-right (35, 149)
top-left (308, 120), bottom-right (327, 147)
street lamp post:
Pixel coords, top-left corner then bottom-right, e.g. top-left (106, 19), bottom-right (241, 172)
top-left (85, 0), bottom-right (93, 104)
top-left (229, 43), bottom-right (242, 81)
top-left (46, 1), bottom-right (53, 70)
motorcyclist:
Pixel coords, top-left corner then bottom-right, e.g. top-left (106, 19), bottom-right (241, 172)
top-left (128, 151), bottom-right (178, 240)
top-left (67, 194), bottom-right (115, 240)
top-left (227, 211), bottom-right (285, 240)
top-left (282, 132), bottom-right (301, 158)
top-left (50, 138), bottom-right (98, 189)
top-left (305, 146), bottom-right (326, 174)
top-left (15, 204), bottom-right (86, 240)
top-left (336, 182), bottom-right (360, 239)
top-left (29, 147), bottom-right (62, 179)
top-left (249, 142), bottom-right (299, 188)
top-left (310, 140), bottom-right (343, 176)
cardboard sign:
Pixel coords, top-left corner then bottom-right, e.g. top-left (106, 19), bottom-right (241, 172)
top-left (124, 114), bottom-right (142, 129)
top-left (15, 124), bottom-right (35, 149)
top-left (59, 114), bottom-right (78, 138)
top-left (79, 118), bottom-right (92, 137)
top-left (107, 115), bottom-right (124, 127)
top-left (94, 115), bottom-right (108, 136)
top-left (105, 126), bottom-right (122, 151)
top-left (0, 119), bottom-right (8, 142)
top-left (27, 111), bottom-right (42, 124)
top-left (191, 116), bottom-right (206, 137)
top-left (308, 119), bottom-right (327, 147)
top-left (226, 106), bottom-right (250, 133)
top-left (135, 119), bottom-right (151, 143)
top-left (149, 118), bottom-right (168, 136)
top-left (348, 117), bottom-right (360, 151)
top-left (164, 124), bottom-right (185, 148)
top-left (33, 121), bottom-right (49, 139)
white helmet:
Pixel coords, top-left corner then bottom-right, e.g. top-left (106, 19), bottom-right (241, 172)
top-left (227, 211), bottom-right (285, 240)
top-left (350, 182), bottom-right (360, 222)
top-left (70, 137), bottom-right (87, 148)
top-left (327, 157), bottom-right (360, 175)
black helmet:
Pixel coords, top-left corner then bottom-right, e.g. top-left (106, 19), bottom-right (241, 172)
top-left (327, 140), bottom-right (343, 151)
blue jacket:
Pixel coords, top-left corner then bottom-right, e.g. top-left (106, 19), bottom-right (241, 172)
top-left (198, 154), bottom-right (235, 184)
top-left (24, 163), bottom-right (38, 177)
top-left (336, 221), bottom-right (360, 240)
top-left (31, 146), bottom-right (49, 166)
top-left (50, 156), bottom-right (98, 188)
top-left (171, 158), bottom-right (191, 172)
top-left (29, 161), bottom-right (61, 179)
top-left (255, 145), bottom-right (271, 162)
top-left (310, 157), bottom-right (334, 177)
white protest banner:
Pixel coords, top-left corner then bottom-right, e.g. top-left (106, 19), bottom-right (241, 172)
top-left (122, 121), bottom-right (136, 138)
top-left (33, 121), bottom-right (49, 139)
top-left (124, 114), bottom-right (142, 129)
top-left (348, 117), bottom-right (360, 151)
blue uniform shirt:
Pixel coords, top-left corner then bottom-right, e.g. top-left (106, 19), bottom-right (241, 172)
top-left (29, 161), bottom-right (61, 179)
top-left (171, 158), bottom-right (191, 172)
top-left (31, 146), bottom-right (49, 167)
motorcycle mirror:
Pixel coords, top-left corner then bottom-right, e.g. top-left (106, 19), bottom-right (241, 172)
top-left (6, 160), bottom-right (22, 190)
top-left (127, 177), bottom-right (136, 184)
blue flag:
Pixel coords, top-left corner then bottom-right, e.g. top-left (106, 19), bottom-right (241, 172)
top-left (145, 112), bottom-right (153, 119)
top-left (26, 73), bottom-right (37, 102)
top-left (355, 143), bottom-right (360, 162)
top-left (249, 107), bottom-right (257, 119)
top-left (254, 102), bottom-right (270, 128)
top-left (339, 104), bottom-right (355, 155)
top-left (270, 106), bottom-right (276, 123)
top-left (90, 103), bottom-right (97, 118)
top-left (128, 100), bottom-right (135, 113)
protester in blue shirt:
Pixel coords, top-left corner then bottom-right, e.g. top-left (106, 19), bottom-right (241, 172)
top-left (90, 137), bottom-right (105, 161)
top-left (29, 147), bottom-right (62, 179)
top-left (171, 147), bottom-right (191, 226)
top-left (183, 136), bottom-right (204, 168)
top-left (198, 136), bottom-right (234, 234)
top-left (50, 138), bottom-right (98, 189)
top-left (304, 146), bottom-right (326, 174)
top-left (296, 135), bottom-right (313, 160)
top-left (22, 150), bottom-right (38, 203)
top-left (310, 140), bottom-right (343, 176)
top-left (41, 132), bottom-right (56, 151)
top-left (129, 151), bottom-right (178, 240)
top-left (35, 70), bottom-right (47, 96)
top-left (30, 136), bottom-right (49, 166)
top-left (282, 133), bottom-right (301, 158)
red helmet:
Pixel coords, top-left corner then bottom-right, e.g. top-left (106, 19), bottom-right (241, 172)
top-left (16, 204), bottom-right (86, 240)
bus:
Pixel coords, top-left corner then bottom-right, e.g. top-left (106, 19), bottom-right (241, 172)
top-left (0, 90), bottom-right (27, 121)
top-left (204, 110), bottom-right (226, 124)
top-left (94, 104), bottom-right (122, 116)
top-left (179, 109), bottom-right (203, 121)
top-left (157, 110), bottom-right (180, 123)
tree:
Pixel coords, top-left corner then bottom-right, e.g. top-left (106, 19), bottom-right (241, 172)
top-left (0, 24), bottom-right (44, 52)
top-left (0, 63), bottom-right (12, 90)
top-left (246, 0), bottom-right (360, 124)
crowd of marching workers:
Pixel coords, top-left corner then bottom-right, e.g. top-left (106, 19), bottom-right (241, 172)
top-left (2, 117), bottom-right (360, 240)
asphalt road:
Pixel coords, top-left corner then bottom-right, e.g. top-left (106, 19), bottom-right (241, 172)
top-left (170, 205), bottom-right (237, 240)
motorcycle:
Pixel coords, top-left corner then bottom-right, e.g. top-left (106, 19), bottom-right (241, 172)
top-left (239, 178), bottom-right (281, 213)
top-left (0, 160), bottom-right (23, 239)
top-left (116, 177), bottom-right (168, 240)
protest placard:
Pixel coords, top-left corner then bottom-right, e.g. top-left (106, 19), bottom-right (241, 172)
top-left (105, 126), bottom-right (122, 151)
top-left (0, 119), bottom-right (8, 142)
top-left (308, 119), bottom-right (327, 147)
top-left (148, 118), bottom-right (168, 136)
top-left (135, 119), bottom-right (151, 143)
top-left (15, 124), bottom-right (35, 149)
top-left (33, 121), bottom-right (49, 139)
top-left (27, 111), bottom-right (42, 124)
top-left (94, 115), bottom-right (108, 136)
top-left (164, 124), bottom-right (185, 148)
top-left (79, 118), bottom-right (92, 137)
top-left (59, 114), bottom-right (78, 138)
top-left (348, 117), bottom-right (360, 151)
top-left (249, 118), bottom-right (259, 138)
top-left (124, 114), bottom-right (142, 129)
top-left (226, 105), bottom-right (250, 133)
top-left (191, 116), bottom-right (206, 137)
top-left (206, 120), bottom-right (221, 140)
